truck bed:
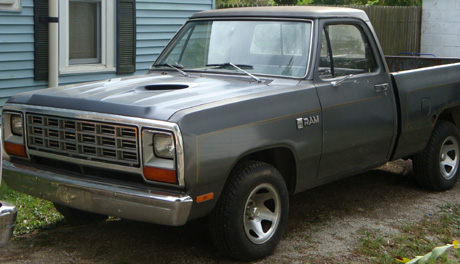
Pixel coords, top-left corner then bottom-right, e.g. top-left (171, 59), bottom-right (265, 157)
top-left (389, 57), bottom-right (460, 159)
top-left (386, 56), bottom-right (460, 72)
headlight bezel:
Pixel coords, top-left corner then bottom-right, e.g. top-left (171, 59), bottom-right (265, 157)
top-left (142, 129), bottom-right (179, 185)
top-left (2, 111), bottom-right (27, 158)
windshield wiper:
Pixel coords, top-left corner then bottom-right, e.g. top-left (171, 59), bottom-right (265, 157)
top-left (206, 63), bottom-right (253, 69)
top-left (152, 63), bottom-right (189, 77)
top-left (206, 62), bottom-right (261, 83)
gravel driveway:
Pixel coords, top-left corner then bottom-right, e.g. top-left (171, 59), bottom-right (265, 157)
top-left (1, 159), bottom-right (459, 263)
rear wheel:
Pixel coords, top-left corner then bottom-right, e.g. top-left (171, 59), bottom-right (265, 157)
top-left (54, 203), bottom-right (108, 223)
top-left (209, 161), bottom-right (289, 261)
top-left (413, 121), bottom-right (460, 191)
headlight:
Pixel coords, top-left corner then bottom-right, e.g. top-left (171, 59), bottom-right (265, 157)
top-left (10, 114), bottom-right (23, 136)
top-left (154, 133), bottom-right (175, 159)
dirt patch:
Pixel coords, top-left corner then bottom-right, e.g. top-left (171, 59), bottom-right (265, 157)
top-left (1, 159), bottom-right (460, 263)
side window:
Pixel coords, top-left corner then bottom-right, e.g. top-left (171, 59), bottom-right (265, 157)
top-left (319, 24), bottom-right (377, 78)
top-left (319, 29), bottom-right (332, 77)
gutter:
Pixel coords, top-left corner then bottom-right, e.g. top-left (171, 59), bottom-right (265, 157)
top-left (48, 0), bottom-right (59, 88)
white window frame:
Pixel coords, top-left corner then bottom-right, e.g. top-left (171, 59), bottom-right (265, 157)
top-left (0, 0), bottom-right (21, 12)
top-left (59, 0), bottom-right (115, 74)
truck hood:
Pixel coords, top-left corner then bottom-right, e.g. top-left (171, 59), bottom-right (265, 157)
top-left (7, 72), bottom-right (301, 121)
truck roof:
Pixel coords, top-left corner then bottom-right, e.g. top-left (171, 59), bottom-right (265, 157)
top-left (190, 6), bottom-right (369, 21)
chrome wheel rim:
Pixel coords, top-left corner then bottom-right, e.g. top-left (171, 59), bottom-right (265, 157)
top-left (440, 136), bottom-right (460, 180)
top-left (243, 183), bottom-right (281, 244)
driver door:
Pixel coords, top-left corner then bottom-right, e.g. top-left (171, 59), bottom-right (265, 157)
top-left (315, 20), bottom-right (397, 179)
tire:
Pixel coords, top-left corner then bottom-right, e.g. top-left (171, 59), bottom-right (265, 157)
top-left (209, 161), bottom-right (289, 261)
top-left (54, 203), bottom-right (108, 223)
top-left (413, 121), bottom-right (460, 191)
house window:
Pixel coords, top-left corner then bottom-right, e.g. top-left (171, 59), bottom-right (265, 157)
top-left (59, 0), bottom-right (115, 74)
top-left (69, 1), bottom-right (101, 64)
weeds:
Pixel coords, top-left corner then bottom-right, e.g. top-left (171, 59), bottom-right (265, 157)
top-left (396, 241), bottom-right (459, 263)
top-left (357, 204), bottom-right (460, 263)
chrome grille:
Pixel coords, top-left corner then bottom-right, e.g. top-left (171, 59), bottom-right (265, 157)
top-left (26, 114), bottom-right (139, 167)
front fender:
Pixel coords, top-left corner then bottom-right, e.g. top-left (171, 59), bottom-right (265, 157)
top-left (172, 84), bottom-right (322, 220)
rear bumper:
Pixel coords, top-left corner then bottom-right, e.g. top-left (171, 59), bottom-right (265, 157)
top-left (2, 160), bottom-right (193, 226)
top-left (0, 201), bottom-right (17, 247)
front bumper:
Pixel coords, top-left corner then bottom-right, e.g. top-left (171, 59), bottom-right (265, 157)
top-left (0, 201), bottom-right (17, 247)
top-left (2, 160), bottom-right (193, 226)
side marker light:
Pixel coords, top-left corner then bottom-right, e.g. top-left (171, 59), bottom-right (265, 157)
top-left (196, 192), bottom-right (214, 203)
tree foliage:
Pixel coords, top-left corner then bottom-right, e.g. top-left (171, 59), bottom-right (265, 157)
top-left (296, 0), bottom-right (422, 5)
top-left (217, 0), bottom-right (422, 6)
top-left (273, 0), bottom-right (297, 4)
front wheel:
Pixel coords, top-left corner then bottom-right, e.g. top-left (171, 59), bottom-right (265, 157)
top-left (209, 161), bottom-right (289, 261)
top-left (413, 121), bottom-right (460, 191)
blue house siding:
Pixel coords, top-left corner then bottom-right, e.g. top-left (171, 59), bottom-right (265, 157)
top-left (135, 0), bottom-right (215, 72)
top-left (0, 0), bottom-right (45, 109)
top-left (0, 0), bottom-right (214, 111)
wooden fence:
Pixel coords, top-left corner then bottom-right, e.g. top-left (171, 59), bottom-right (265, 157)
top-left (359, 6), bottom-right (421, 55)
top-left (217, 4), bottom-right (422, 55)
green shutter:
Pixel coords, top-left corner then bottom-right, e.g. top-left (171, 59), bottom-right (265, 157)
top-left (117, 0), bottom-right (136, 74)
top-left (34, 0), bottom-right (49, 80)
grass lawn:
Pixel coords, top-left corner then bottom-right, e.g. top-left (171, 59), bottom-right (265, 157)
top-left (0, 179), bottom-right (63, 236)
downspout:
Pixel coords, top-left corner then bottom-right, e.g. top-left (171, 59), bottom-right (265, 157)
top-left (48, 0), bottom-right (59, 88)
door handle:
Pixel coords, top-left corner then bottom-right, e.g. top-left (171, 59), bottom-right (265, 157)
top-left (374, 83), bottom-right (388, 92)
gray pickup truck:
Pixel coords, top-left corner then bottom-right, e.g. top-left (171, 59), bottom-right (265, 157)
top-left (3, 6), bottom-right (460, 260)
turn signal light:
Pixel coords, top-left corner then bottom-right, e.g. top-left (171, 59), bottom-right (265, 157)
top-left (4, 142), bottom-right (26, 157)
top-left (143, 166), bottom-right (177, 184)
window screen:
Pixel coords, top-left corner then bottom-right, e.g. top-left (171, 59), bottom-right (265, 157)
top-left (69, 1), bottom-right (101, 64)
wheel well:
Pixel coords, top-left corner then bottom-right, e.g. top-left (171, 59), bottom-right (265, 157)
top-left (239, 148), bottom-right (296, 193)
top-left (438, 107), bottom-right (460, 128)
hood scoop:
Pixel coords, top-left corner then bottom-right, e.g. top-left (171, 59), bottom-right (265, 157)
top-left (143, 84), bottom-right (189, 91)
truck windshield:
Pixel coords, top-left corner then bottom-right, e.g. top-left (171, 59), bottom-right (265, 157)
top-left (154, 20), bottom-right (312, 78)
